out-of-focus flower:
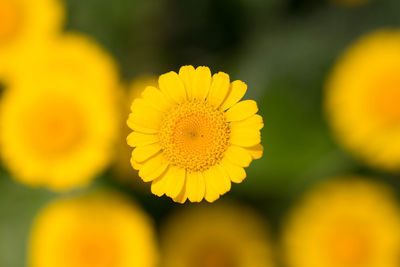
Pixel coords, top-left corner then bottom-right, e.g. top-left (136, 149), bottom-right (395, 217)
top-left (0, 0), bottom-right (64, 81)
top-left (0, 71), bottom-right (119, 190)
top-left (113, 75), bottom-right (158, 185)
top-left (13, 32), bottom-right (120, 93)
top-left (127, 65), bottom-right (264, 203)
top-left (160, 202), bottom-right (275, 267)
top-left (29, 191), bottom-right (158, 267)
top-left (325, 30), bottom-right (400, 172)
top-left (282, 177), bottom-right (400, 267)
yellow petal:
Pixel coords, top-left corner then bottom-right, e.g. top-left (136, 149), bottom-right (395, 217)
top-left (159, 71), bottom-right (186, 103)
top-left (207, 72), bottom-right (230, 108)
top-left (173, 179), bottom-right (188, 204)
top-left (127, 132), bottom-right (159, 147)
top-left (141, 86), bottom-right (173, 112)
top-left (220, 158), bottom-right (246, 183)
top-left (164, 166), bottom-right (186, 198)
top-left (193, 66), bottom-right (211, 100)
top-left (138, 153), bottom-right (169, 182)
top-left (179, 65), bottom-right (195, 100)
top-left (130, 155), bottom-right (143, 170)
top-left (186, 172), bottom-right (205, 202)
top-left (224, 145), bottom-right (252, 167)
top-left (203, 175), bottom-right (220, 203)
top-left (247, 144), bottom-right (264, 159)
top-left (225, 100), bottom-right (258, 122)
top-left (220, 80), bottom-right (247, 111)
top-left (151, 174), bottom-right (168, 197)
top-left (127, 101), bottom-right (162, 131)
top-left (203, 165), bottom-right (231, 197)
top-left (132, 143), bottom-right (162, 162)
top-left (126, 120), bottom-right (158, 134)
top-left (230, 114), bottom-right (264, 132)
top-left (230, 129), bottom-right (261, 147)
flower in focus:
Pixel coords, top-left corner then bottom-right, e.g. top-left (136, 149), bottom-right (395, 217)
top-left (29, 192), bottom-right (158, 267)
top-left (127, 65), bottom-right (264, 203)
top-left (282, 177), bottom-right (400, 267)
top-left (0, 0), bottom-right (64, 81)
top-left (113, 75), bottom-right (158, 183)
top-left (0, 73), bottom-right (119, 190)
top-left (325, 30), bottom-right (400, 171)
top-left (160, 202), bottom-right (275, 267)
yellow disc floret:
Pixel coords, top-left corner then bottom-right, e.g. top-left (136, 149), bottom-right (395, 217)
top-left (159, 100), bottom-right (230, 172)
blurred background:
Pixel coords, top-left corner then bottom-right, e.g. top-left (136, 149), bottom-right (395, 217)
top-left (1, 0), bottom-right (400, 266)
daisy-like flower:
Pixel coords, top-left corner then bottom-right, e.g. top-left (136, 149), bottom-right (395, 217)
top-left (160, 202), bottom-right (275, 267)
top-left (29, 192), bottom-right (158, 267)
top-left (282, 177), bottom-right (400, 267)
top-left (127, 65), bottom-right (263, 203)
top-left (0, 73), bottom-right (119, 190)
top-left (325, 30), bottom-right (400, 172)
top-left (0, 0), bottom-right (64, 81)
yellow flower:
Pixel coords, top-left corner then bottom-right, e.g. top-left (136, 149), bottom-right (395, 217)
top-left (13, 32), bottom-right (119, 93)
top-left (29, 192), bottom-right (158, 267)
top-left (282, 177), bottom-right (400, 267)
top-left (0, 0), bottom-right (64, 81)
top-left (114, 75), bottom-right (158, 182)
top-left (0, 72), bottom-right (119, 190)
top-left (160, 202), bottom-right (275, 267)
top-left (127, 65), bottom-right (264, 203)
top-left (325, 30), bottom-right (400, 171)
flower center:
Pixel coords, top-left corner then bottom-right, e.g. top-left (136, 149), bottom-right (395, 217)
top-left (0, 0), bottom-right (22, 44)
top-left (325, 221), bottom-right (371, 266)
top-left (159, 100), bottom-right (230, 172)
top-left (65, 227), bottom-right (120, 267)
top-left (192, 243), bottom-right (238, 267)
top-left (25, 96), bottom-right (85, 158)
top-left (369, 73), bottom-right (400, 126)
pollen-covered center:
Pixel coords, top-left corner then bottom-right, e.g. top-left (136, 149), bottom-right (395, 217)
top-left (159, 100), bottom-right (230, 172)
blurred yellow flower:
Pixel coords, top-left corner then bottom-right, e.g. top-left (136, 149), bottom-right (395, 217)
top-left (0, 0), bottom-right (64, 81)
top-left (325, 30), bottom-right (400, 171)
top-left (13, 32), bottom-right (120, 93)
top-left (282, 177), bottom-right (400, 267)
top-left (29, 192), bottom-right (158, 267)
top-left (114, 75), bottom-right (158, 182)
top-left (0, 74), bottom-right (119, 190)
top-left (160, 202), bottom-right (275, 267)
top-left (127, 65), bottom-right (264, 203)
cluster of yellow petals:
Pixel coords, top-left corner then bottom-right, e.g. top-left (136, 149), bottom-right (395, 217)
top-left (128, 65), bottom-right (263, 203)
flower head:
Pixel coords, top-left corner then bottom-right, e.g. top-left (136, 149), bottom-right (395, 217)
top-left (29, 192), bottom-right (158, 267)
top-left (282, 177), bottom-right (400, 267)
top-left (325, 29), bottom-right (400, 171)
top-left (160, 202), bottom-right (275, 267)
top-left (0, 70), bottom-right (119, 190)
top-left (127, 65), bottom-right (263, 203)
